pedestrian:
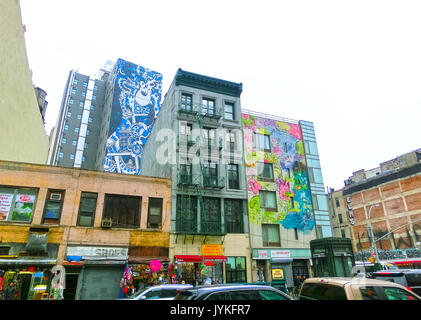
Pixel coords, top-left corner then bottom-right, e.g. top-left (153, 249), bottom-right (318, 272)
top-left (5, 281), bottom-right (16, 300)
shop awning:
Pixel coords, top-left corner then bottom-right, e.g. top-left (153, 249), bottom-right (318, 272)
top-left (203, 256), bottom-right (228, 262)
top-left (175, 255), bottom-right (203, 263)
top-left (0, 259), bottom-right (56, 265)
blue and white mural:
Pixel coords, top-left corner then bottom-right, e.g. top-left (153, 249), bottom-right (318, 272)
top-left (103, 59), bottom-right (162, 175)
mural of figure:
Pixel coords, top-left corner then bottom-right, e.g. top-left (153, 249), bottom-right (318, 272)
top-left (103, 59), bottom-right (162, 175)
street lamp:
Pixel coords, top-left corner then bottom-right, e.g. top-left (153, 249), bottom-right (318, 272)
top-left (367, 203), bottom-right (381, 263)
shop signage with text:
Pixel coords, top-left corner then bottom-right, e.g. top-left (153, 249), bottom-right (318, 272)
top-left (271, 250), bottom-right (291, 258)
top-left (67, 246), bottom-right (129, 260)
top-left (201, 244), bottom-right (223, 256)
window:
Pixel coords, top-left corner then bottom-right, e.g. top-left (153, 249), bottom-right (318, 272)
top-left (180, 93), bottom-right (193, 111)
top-left (80, 101), bottom-right (84, 107)
top-left (83, 81), bottom-right (88, 88)
top-left (224, 102), bottom-right (235, 120)
top-left (69, 99), bottom-right (74, 105)
top-left (341, 229), bottom-right (346, 238)
top-left (59, 152), bottom-right (64, 158)
top-left (294, 228), bottom-right (299, 240)
top-left (259, 191), bottom-right (277, 211)
top-left (312, 195), bottom-right (319, 210)
top-left (176, 195), bottom-right (197, 232)
top-left (88, 117), bottom-right (93, 123)
top-left (90, 105), bottom-right (94, 111)
top-left (73, 79), bottom-right (78, 85)
top-left (64, 124), bottom-right (69, 131)
top-left (253, 133), bottom-right (271, 151)
top-left (202, 127), bottom-right (216, 144)
top-left (226, 130), bottom-right (236, 152)
top-left (227, 164), bottom-right (239, 189)
top-left (94, 85), bottom-right (98, 91)
top-left (205, 292), bottom-right (230, 300)
top-left (229, 290), bottom-right (262, 300)
top-left (202, 197), bottom-right (221, 233)
top-left (299, 283), bottom-right (347, 300)
top-left (0, 187), bottom-right (38, 223)
top-left (103, 194), bottom-right (141, 229)
top-left (72, 140), bottom-right (77, 146)
top-left (74, 127), bottom-right (79, 133)
top-left (70, 154), bottom-right (75, 160)
top-left (77, 114), bottom-right (82, 120)
top-left (61, 138), bottom-right (67, 144)
top-left (258, 290), bottom-right (288, 300)
top-left (338, 214), bottom-right (343, 224)
top-left (226, 257), bottom-right (247, 283)
top-left (224, 199), bottom-right (243, 233)
top-left (71, 89), bottom-right (76, 94)
top-left (92, 95), bottom-right (96, 101)
top-left (82, 156), bottom-right (86, 163)
top-left (201, 98), bottom-right (215, 115)
top-left (262, 224), bottom-right (280, 247)
top-left (257, 162), bottom-right (274, 181)
top-left (86, 129), bottom-right (90, 136)
top-left (203, 162), bottom-right (218, 186)
top-left (147, 198), bottom-right (163, 229)
top-left (77, 192), bottom-right (97, 227)
top-left (42, 190), bottom-right (65, 225)
top-left (67, 112), bottom-right (71, 118)
top-left (335, 198), bottom-right (340, 207)
top-left (384, 287), bottom-right (418, 300)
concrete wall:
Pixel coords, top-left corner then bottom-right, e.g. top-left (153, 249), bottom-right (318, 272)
top-left (0, 0), bottom-right (49, 164)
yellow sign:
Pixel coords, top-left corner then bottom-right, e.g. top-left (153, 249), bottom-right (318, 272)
top-left (201, 244), bottom-right (223, 256)
top-left (272, 268), bottom-right (284, 280)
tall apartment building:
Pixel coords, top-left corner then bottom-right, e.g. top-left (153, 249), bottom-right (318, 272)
top-left (140, 69), bottom-right (252, 284)
top-left (0, 0), bottom-right (49, 164)
top-left (48, 58), bottom-right (162, 174)
top-left (241, 110), bottom-right (331, 290)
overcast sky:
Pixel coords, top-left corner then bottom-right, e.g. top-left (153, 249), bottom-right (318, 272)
top-left (20, 0), bottom-right (421, 191)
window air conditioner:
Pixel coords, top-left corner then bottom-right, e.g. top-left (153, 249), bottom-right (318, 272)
top-left (101, 218), bottom-right (112, 228)
top-left (50, 193), bottom-right (62, 201)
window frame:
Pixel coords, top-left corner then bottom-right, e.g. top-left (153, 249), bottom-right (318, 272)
top-left (42, 189), bottom-right (65, 225)
top-left (76, 192), bottom-right (98, 227)
top-left (227, 164), bottom-right (240, 190)
top-left (257, 162), bottom-right (274, 181)
top-left (102, 194), bottom-right (142, 229)
top-left (224, 102), bottom-right (235, 120)
top-left (201, 97), bottom-right (216, 116)
top-left (147, 197), bottom-right (163, 229)
top-left (225, 256), bottom-right (247, 283)
top-left (181, 93), bottom-right (193, 111)
top-left (253, 133), bottom-right (271, 152)
top-left (259, 190), bottom-right (277, 211)
top-left (262, 224), bottom-right (281, 247)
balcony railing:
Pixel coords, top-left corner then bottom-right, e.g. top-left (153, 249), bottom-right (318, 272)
top-left (175, 217), bottom-right (227, 235)
top-left (200, 108), bottom-right (222, 120)
top-left (178, 174), bottom-right (199, 186)
top-left (178, 104), bottom-right (197, 116)
top-left (202, 175), bottom-right (225, 189)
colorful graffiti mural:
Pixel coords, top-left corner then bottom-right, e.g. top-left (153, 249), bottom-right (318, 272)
top-left (103, 59), bottom-right (162, 175)
top-left (242, 113), bottom-right (315, 234)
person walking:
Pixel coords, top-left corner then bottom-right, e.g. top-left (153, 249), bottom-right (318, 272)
top-left (5, 281), bottom-right (16, 300)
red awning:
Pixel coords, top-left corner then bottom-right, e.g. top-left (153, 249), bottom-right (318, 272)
top-left (203, 256), bottom-right (228, 262)
top-left (175, 255), bottom-right (203, 263)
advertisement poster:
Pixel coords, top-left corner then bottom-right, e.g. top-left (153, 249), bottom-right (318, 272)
top-left (271, 268), bottom-right (285, 280)
top-left (11, 194), bottom-right (36, 222)
top-left (0, 192), bottom-right (14, 221)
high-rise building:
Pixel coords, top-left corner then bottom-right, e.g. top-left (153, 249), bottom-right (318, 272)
top-left (140, 68), bottom-right (252, 284)
top-left (48, 58), bottom-right (162, 174)
top-left (241, 110), bottom-right (331, 289)
top-left (0, 0), bottom-right (49, 164)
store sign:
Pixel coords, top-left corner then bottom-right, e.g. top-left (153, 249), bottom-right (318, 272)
top-left (201, 244), bottom-right (222, 256)
top-left (257, 250), bottom-right (269, 259)
top-left (271, 250), bottom-right (290, 259)
top-left (0, 193), bottom-right (14, 221)
top-left (272, 268), bottom-right (284, 280)
top-left (67, 246), bottom-right (129, 260)
top-left (11, 194), bottom-right (35, 222)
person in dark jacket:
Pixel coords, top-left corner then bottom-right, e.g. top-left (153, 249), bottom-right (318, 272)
top-left (5, 281), bottom-right (16, 300)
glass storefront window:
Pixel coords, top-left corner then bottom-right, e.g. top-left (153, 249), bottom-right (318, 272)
top-left (226, 257), bottom-right (247, 283)
top-left (0, 187), bottom-right (38, 223)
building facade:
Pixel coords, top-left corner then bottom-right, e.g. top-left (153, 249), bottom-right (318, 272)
top-left (140, 69), bottom-right (252, 285)
top-left (48, 59), bottom-right (162, 175)
top-left (333, 149), bottom-right (421, 264)
top-left (327, 188), bottom-right (352, 239)
top-left (0, 160), bottom-right (171, 300)
top-left (0, 0), bottom-right (49, 165)
top-left (242, 110), bottom-right (331, 290)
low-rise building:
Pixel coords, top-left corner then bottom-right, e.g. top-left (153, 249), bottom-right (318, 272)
top-left (0, 160), bottom-right (171, 300)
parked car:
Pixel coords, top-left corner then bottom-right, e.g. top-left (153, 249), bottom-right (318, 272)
top-left (298, 277), bottom-right (421, 300)
top-left (174, 284), bottom-right (293, 300)
top-left (371, 269), bottom-right (421, 296)
top-left (122, 284), bottom-right (193, 300)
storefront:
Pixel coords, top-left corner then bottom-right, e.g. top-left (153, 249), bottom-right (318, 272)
top-left (65, 246), bottom-right (128, 300)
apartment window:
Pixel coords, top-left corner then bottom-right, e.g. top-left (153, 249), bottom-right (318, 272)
top-left (338, 213), bottom-right (343, 224)
top-left (94, 85), bottom-right (98, 91)
top-left (202, 197), bottom-right (221, 233)
top-left (335, 198), bottom-right (340, 207)
top-left (61, 138), bottom-right (67, 144)
top-left (262, 224), bottom-right (281, 247)
top-left (179, 163), bottom-right (192, 184)
top-left (92, 95), bottom-right (96, 101)
top-left (201, 98), bottom-right (215, 115)
top-left (86, 129), bottom-right (90, 136)
top-left (259, 191), bottom-right (277, 211)
top-left (77, 114), bottom-right (82, 120)
top-left (88, 117), bottom-right (93, 123)
top-left (341, 229), bottom-right (346, 238)
top-left (257, 162), bottom-right (274, 181)
top-left (71, 89), bottom-right (76, 95)
top-left (176, 195), bottom-right (197, 232)
top-left (226, 257), bottom-right (246, 283)
top-left (202, 127), bottom-right (216, 143)
top-left (69, 99), bottom-right (74, 105)
top-left (254, 133), bottom-right (271, 152)
top-left (73, 79), bottom-right (78, 85)
top-left (77, 192), bottom-right (98, 227)
top-left (180, 93), bottom-right (193, 111)
top-left (103, 194), bottom-right (141, 229)
top-left (64, 124), bottom-right (69, 131)
top-left (147, 198), bottom-right (163, 229)
top-left (224, 199), bottom-right (243, 233)
top-left (81, 91), bottom-right (86, 97)
top-left (82, 156), bottom-right (86, 163)
top-left (203, 162), bottom-right (218, 186)
top-left (59, 152), bottom-right (64, 158)
top-left (74, 127), bottom-right (79, 133)
top-left (70, 154), bottom-right (75, 160)
top-left (67, 112), bottom-right (71, 118)
top-left (90, 105), bottom-right (94, 111)
top-left (294, 228), bottom-right (299, 240)
top-left (224, 102), bottom-right (235, 120)
top-left (226, 130), bottom-right (236, 152)
top-left (0, 187), bottom-right (38, 222)
top-left (84, 143), bottom-right (88, 148)
top-left (80, 101), bottom-right (84, 107)
top-left (72, 140), bottom-right (77, 146)
top-left (42, 190), bottom-right (65, 225)
top-left (83, 81), bottom-right (88, 88)
top-left (227, 164), bottom-right (239, 189)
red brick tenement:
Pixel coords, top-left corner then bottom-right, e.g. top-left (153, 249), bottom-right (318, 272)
top-left (343, 164), bottom-right (421, 253)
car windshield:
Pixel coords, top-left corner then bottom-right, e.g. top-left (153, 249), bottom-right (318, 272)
top-left (129, 287), bottom-right (152, 299)
top-left (406, 273), bottom-right (421, 287)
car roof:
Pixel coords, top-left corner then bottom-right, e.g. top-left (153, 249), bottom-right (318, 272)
top-left (186, 284), bottom-right (281, 292)
top-left (145, 284), bottom-right (193, 289)
top-left (303, 277), bottom-right (408, 287)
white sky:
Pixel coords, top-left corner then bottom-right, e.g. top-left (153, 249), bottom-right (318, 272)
top-left (20, 0), bottom-right (421, 191)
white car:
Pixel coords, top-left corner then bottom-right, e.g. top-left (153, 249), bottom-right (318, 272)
top-left (123, 284), bottom-right (194, 300)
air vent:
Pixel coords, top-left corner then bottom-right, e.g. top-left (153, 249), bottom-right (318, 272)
top-left (101, 218), bottom-right (112, 228)
top-left (50, 193), bottom-right (62, 201)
